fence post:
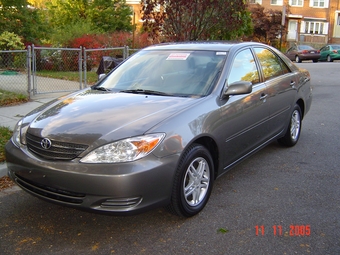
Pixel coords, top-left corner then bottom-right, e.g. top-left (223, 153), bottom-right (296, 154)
top-left (124, 46), bottom-right (129, 59)
top-left (83, 47), bottom-right (87, 88)
top-left (79, 46), bottom-right (83, 89)
top-left (27, 46), bottom-right (32, 99)
top-left (31, 44), bottom-right (37, 95)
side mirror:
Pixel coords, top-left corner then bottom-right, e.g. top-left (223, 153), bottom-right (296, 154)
top-left (223, 80), bottom-right (252, 96)
top-left (98, 73), bottom-right (106, 80)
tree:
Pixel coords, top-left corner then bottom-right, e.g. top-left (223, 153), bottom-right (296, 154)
top-left (28, 0), bottom-right (49, 8)
top-left (46, 0), bottom-right (132, 35)
top-left (245, 4), bottom-right (286, 46)
top-left (141, 0), bottom-right (252, 42)
top-left (86, 0), bottom-right (132, 33)
top-left (0, 0), bottom-right (48, 44)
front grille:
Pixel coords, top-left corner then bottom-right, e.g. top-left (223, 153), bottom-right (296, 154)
top-left (26, 133), bottom-right (88, 160)
top-left (15, 173), bottom-right (85, 204)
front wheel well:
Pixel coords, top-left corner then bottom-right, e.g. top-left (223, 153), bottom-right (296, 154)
top-left (190, 136), bottom-right (219, 180)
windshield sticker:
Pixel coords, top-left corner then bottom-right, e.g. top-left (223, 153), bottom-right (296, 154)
top-left (216, 52), bottom-right (227, 55)
top-left (166, 53), bottom-right (190, 60)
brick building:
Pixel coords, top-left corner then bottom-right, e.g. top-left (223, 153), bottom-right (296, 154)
top-left (126, 1), bottom-right (340, 47)
top-left (249, 0), bottom-right (340, 47)
top-left (126, 0), bottom-right (143, 30)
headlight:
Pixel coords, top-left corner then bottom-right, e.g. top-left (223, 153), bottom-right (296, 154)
top-left (12, 120), bottom-right (22, 147)
top-left (80, 133), bottom-right (165, 163)
top-left (11, 119), bottom-right (28, 147)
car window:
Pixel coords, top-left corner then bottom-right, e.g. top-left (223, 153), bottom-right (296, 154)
top-left (228, 49), bottom-right (260, 85)
top-left (299, 45), bottom-right (313, 50)
top-left (254, 48), bottom-right (287, 81)
top-left (276, 53), bottom-right (290, 74)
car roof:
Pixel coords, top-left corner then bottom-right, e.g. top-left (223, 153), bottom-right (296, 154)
top-left (142, 41), bottom-right (268, 52)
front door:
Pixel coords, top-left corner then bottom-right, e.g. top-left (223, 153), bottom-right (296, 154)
top-left (287, 20), bottom-right (298, 41)
top-left (220, 48), bottom-right (270, 169)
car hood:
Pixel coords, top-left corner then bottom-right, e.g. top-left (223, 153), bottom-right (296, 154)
top-left (25, 89), bottom-right (198, 145)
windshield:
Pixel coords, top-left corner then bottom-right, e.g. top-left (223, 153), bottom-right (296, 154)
top-left (96, 49), bottom-right (227, 97)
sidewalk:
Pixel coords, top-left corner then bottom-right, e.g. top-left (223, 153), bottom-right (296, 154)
top-left (0, 93), bottom-right (68, 178)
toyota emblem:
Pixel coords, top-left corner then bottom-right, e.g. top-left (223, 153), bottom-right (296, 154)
top-left (41, 138), bottom-right (52, 150)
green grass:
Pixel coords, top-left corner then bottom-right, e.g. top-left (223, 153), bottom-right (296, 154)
top-left (0, 126), bottom-right (12, 162)
top-left (0, 90), bottom-right (23, 162)
top-left (37, 70), bottom-right (99, 85)
top-left (0, 89), bottom-right (29, 107)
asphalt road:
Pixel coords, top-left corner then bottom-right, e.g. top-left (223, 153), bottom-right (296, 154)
top-left (0, 62), bottom-right (339, 255)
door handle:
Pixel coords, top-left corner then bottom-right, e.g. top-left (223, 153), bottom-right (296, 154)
top-left (260, 94), bottom-right (268, 101)
top-left (290, 81), bottom-right (296, 87)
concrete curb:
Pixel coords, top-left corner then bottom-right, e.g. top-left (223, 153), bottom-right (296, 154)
top-left (0, 162), bottom-right (7, 178)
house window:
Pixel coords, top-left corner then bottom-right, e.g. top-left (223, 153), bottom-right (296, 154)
top-left (337, 13), bottom-right (340, 26)
top-left (304, 21), bottom-right (325, 34)
top-left (290, 0), bottom-right (303, 6)
top-left (249, 0), bottom-right (262, 3)
top-left (310, 0), bottom-right (329, 8)
top-left (271, 0), bottom-right (283, 5)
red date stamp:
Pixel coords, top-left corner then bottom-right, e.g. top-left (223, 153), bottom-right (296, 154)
top-left (255, 225), bottom-right (311, 236)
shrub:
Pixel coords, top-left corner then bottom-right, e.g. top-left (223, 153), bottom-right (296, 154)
top-left (67, 32), bottom-right (153, 68)
top-left (0, 32), bottom-right (24, 50)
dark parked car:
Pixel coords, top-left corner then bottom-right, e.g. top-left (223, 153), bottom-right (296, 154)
top-left (285, 44), bottom-right (320, 63)
top-left (319, 44), bottom-right (340, 62)
top-left (6, 42), bottom-right (312, 217)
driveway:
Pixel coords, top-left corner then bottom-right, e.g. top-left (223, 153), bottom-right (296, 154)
top-left (0, 62), bottom-right (339, 255)
top-left (0, 73), bottom-right (82, 96)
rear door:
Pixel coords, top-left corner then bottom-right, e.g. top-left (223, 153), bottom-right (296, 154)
top-left (253, 47), bottom-right (296, 137)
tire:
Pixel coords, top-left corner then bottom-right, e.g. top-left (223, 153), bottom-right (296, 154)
top-left (278, 104), bottom-right (302, 147)
top-left (327, 55), bottom-right (333, 62)
top-left (295, 55), bottom-right (302, 63)
top-left (312, 59), bottom-right (318, 63)
top-left (166, 144), bottom-right (214, 217)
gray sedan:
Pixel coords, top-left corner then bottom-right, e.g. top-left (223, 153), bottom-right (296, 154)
top-left (5, 42), bottom-right (312, 217)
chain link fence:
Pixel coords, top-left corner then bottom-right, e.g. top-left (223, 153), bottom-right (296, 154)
top-left (0, 49), bottom-right (29, 95)
top-left (0, 46), bottom-right (129, 99)
top-left (83, 46), bottom-right (129, 87)
top-left (32, 46), bottom-right (83, 95)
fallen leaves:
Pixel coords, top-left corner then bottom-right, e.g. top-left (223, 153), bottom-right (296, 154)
top-left (0, 176), bottom-right (15, 191)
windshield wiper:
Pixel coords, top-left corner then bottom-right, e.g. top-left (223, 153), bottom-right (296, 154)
top-left (119, 89), bottom-right (173, 96)
top-left (92, 86), bottom-right (111, 92)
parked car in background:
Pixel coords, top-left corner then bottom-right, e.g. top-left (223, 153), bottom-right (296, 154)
top-left (319, 44), bottom-right (340, 62)
top-left (6, 42), bottom-right (312, 217)
top-left (285, 44), bottom-right (320, 63)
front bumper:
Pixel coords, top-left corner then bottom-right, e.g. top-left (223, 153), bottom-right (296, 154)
top-left (5, 140), bottom-right (178, 215)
